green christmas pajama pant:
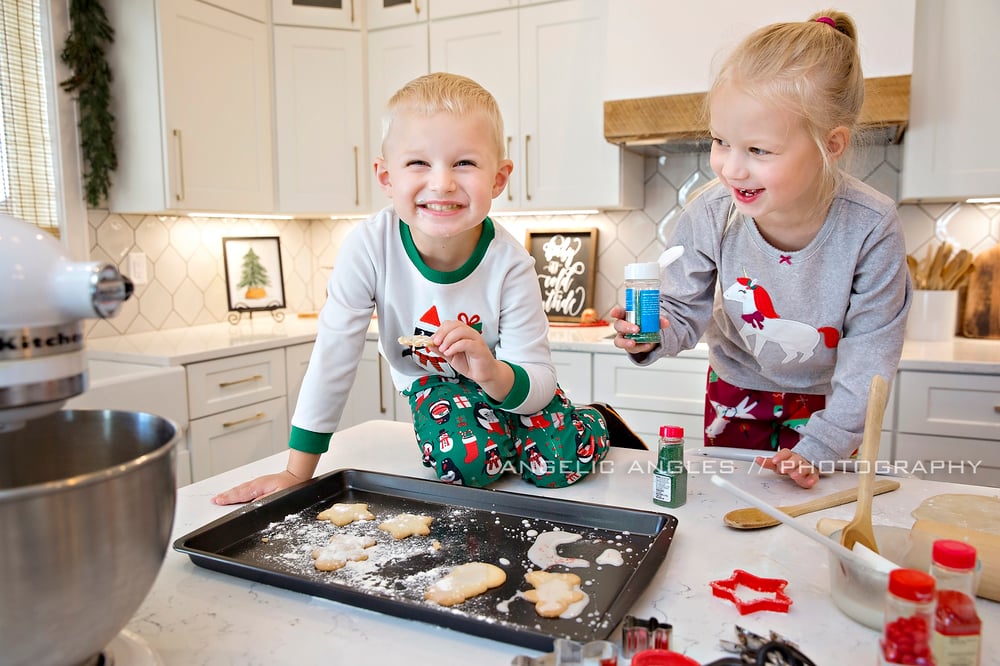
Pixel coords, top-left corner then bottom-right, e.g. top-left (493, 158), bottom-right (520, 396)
top-left (404, 375), bottom-right (610, 488)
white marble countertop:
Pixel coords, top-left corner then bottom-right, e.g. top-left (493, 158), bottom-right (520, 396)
top-left (127, 420), bottom-right (999, 665)
top-left (85, 317), bottom-right (1000, 373)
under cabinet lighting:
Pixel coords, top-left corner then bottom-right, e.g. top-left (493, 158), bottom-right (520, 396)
top-left (188, 212), bottom-right (294, 220)
top-left (966, 197), bottom-right (1000, 204)
top-left (492, 209), bottom-right (600, 217)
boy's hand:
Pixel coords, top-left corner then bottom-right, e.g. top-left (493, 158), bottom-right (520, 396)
top-left (609, 305), bottom-right (667, 354)
top-left (432, 319), bottom-right (496, 382)
top-left (211, 470), bottom-right (301, 505)
top-left (755, 449), bottom-right (820, 489)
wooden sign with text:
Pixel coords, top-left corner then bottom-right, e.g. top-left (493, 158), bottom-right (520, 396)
top-left (525, 229), bottom-right (597, 322)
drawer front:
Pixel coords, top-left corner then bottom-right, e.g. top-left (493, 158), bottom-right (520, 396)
top-left (592, 352), bottom-right (708, 414)
top-left (894, 433), bottom-right (1000, 487)
top-left (897, 370), bottom-right (1000, 440)
top-left (187, 349), bottom-right (286, 419)
top-left (188, 396), bottom-right (289, 482)
top-left (614, 407), bottom-right (704, 450)
top-left (552, 350), bottom-right (592, 405)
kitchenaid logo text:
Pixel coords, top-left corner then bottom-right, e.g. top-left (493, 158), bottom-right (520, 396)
top-left (0, 325), bottom-right (84, 360)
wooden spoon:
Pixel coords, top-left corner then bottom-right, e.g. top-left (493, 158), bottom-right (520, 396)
top-left (840, 374), bottom-right (889, 554)
top-left (724, 478), bottom-right (899, 529)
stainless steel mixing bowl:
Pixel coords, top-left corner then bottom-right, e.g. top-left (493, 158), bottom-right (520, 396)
top-left (0, 410), bottom-right (179, 666)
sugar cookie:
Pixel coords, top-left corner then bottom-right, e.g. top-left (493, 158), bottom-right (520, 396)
top-left (312, 534), bottom-right (376, 572)
top-left (379, 513), bottom-right (434, 539)
top-left (522, 570), bottom-right (585, 618)
top-left (317, 502), bottom-right (375, 526)
top-left (397, 334), bottom-right (433, 347)
top-left (425, 562), bottom-right (507, 607)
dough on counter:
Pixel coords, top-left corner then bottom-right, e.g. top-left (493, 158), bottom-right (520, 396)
top-left (425, 562), bottom-right (507, 606)
top-left (317, 502), bottom-right (375, 526)
top-left (312, 534), bottom-right (376, 571)
top-left (522, 570), bottom-right (585, 618)
top-left (379, 513), bottom-right (434, 540)
top-left (911, 494), bottom-right (1000, 534)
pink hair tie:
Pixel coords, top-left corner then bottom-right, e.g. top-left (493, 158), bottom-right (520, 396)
top-left (815, 16), bottom-right (836, 28)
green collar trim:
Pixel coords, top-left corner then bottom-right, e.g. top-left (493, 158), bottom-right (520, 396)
top-left (400, 217), bottom-right (495, 283)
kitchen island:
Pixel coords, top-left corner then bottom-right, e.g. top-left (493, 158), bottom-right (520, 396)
top-left (128, 420), bottom-right (999, 665)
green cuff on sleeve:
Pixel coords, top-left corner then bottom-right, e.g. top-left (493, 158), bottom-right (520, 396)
top-left (491, 361), bottom-right (529, 410)
top-left (289, 426), bottom-right (332, 454)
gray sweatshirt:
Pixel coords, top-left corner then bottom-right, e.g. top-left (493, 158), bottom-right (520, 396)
top-left (638, 174), bottom-right (911, 462)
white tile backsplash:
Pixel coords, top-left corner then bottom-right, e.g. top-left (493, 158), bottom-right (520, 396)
top-left (84, 146), bottom-right (1000, 338)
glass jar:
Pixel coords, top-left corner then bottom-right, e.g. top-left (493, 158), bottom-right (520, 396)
top-left (930, 539), bottom-right (981, 666)
top-left (624, 262), bottom-right (661, 343)
top-left (880, 568), bottom-right (936, 666)
top-left (652, 425), bottom-right (686, 508)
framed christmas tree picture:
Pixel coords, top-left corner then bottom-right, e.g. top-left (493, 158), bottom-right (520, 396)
top-left (222, 236), bottom-right (286, 314)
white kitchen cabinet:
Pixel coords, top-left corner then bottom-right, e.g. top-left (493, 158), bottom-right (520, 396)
top-left (430, 0), bottom-right (516, 19)
top-left (273, 0), bottom-right (361, 29)
top-left (104, 0), bottom-right (274, 213)
top-left (895, 369), bottom-right (1000, 486)
top-left (551, 350), bottom-right (592, 404)
top-left (185, 349), bottom-right (288, 481)
top-left (900, 0), bottom-right (1000, 202)
top-left (340, 340), bottom-right (411, 428)
top-left (604, 0), bottom-right (914, 101)
top-left (366, 0), bottom-right (427, 30)
top-left (430, 0), bottom-right (642, 211)
top-left (285, 342), bottom-right (315, 419)
top-left (591, 352), bottom-right (709, 449)
top-left (366, 22), bottom-right (429, 204)
top-left (273, 26), bottom-right (367, 214)
top-left (200, 0), bottom-right (267, 21)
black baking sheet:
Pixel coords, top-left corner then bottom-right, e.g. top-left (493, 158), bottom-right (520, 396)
top-left (174, 469), bottom-right (678, 651)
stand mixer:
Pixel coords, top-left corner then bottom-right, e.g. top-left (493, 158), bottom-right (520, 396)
top-left (0, 213), bottom-right (180, 666)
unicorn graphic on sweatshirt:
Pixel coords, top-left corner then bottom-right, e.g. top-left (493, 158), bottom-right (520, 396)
top-left (723, 276), bottom-right (839, 363)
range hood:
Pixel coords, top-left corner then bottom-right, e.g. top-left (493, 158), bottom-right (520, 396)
top-left (604, 75), bottom-right (910, 155)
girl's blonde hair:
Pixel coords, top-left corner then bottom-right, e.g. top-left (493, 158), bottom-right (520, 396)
top-left (708, 10), bottom-right (864, 201)
top-left (381, 72), bottom-right (506, 159)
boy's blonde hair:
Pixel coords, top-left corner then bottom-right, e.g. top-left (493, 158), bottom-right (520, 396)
top-left (708, 10), bottom-right (864, 200)
top-left (381, 72), bottom-right (506, 159)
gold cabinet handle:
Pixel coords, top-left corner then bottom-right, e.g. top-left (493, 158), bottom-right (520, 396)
top-left (524, 134), bottom-right (531, 201)
top-left (353, 146), bottom-right (360, 206)
top-left (172, 129), bottom-right (186, 202)
top-left (350, 0), bottom-right (355, 23)
top-left (414, 0), bottom-right (421, 15)
top-left (506, 136), bottom-right (513, 201)
top-left (222, 412), bottom-right (266, 428)
top-left (218, 374), bottom-right (264, 388)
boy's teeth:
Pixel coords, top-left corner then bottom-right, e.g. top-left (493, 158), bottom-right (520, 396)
top-left (425, 203), bottom-right (460, 211)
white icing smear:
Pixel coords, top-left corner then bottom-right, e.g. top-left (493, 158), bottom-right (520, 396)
top-left (527, 531), bottom-right (590, 570)
top-left (595, 548), bottom-right (624, 567)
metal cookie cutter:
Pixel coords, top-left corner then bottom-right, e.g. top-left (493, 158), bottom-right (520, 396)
top-left (510, 638), bottom-right (618, 666)
top-left (710, 625), bottom-right (817, 666)
top-left (709, 569), bottom-right (792, 615)
top-left (620, 614), bottom-right (673, 660)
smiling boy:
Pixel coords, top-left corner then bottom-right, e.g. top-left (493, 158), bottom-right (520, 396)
top-left (214, 73), bottom-right (611, 504)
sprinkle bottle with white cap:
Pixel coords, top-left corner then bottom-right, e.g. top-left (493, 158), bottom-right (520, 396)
top-left (624, 262), bottom-right (661, 343)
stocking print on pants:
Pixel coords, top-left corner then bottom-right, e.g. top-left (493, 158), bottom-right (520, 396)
top-left (405, 375), bottom-right (610, 488)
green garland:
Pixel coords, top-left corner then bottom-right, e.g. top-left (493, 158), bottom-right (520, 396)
top-left (60, 0), bottom-right (117, 207)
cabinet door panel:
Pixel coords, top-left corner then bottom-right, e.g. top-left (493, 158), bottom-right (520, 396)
top-left (285, 342), bottom-right (315, 420)
top-left (608, 407), bottom-right (704, 451)
top-left (189, 396), bottom-right (289, 482)
top-left (551, 350), bottom-right (592, 404)
top-left (592, 352), bottom-right (708, 415)
top-left (274, 27), bottom-right (365, 213)
top-left (160, 0), bottom-right (274, 210)
top-left (519, 0), bottom-right (633, 208)
top-left (430, 11), bottom-right (519, 209)
top-left (366, 0), bottom-right (427, 30)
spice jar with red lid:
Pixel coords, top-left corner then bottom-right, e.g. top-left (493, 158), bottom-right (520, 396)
top-left (880, 568), bottom-right (937, 666)
top-left (930, 539), bottom-right (981, 666)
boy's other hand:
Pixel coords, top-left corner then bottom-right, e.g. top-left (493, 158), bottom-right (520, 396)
top-left (211, 471), bottom-right (302, 505)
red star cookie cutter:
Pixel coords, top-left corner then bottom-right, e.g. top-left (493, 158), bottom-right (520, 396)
top-left (709, 569), bottom-right (793, 615)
